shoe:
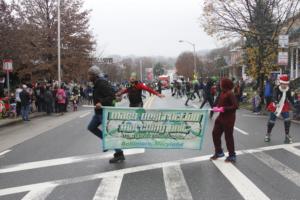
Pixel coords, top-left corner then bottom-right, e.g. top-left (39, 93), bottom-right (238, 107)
top-left (264, 134), bottom-right (271, 142)
top-left (109, 152), bottom-right (125, 163)
top-left (185, 103), bottom-right (188, 106)
top-left (225, 155), bottom-right (236, 163)
top-left (284, 135), bottom-right (293, 144)
top-left (210, 152), bottom-right (225, 160)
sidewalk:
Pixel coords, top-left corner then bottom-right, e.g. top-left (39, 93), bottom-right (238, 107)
top-left (0, 112), bottom-right (46, 128)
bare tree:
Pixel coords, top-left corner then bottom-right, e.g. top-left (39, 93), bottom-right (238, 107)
top-left (12, 0), bottom-right (95, 82)
top-left (176, 52), bottom-right (202, 79)
top-left (202, 0), bottom-right (300, 88)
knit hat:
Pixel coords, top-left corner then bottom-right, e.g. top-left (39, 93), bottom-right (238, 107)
top-left (88, 66), bottom-right (101, 76)
top-left (130, 72), bottom-right (137, 78)
top-left (279, 74), bottom-right (289, 84)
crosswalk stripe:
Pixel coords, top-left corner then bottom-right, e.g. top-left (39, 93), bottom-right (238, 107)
top-left (0, 149), bottom-right (145, 174)
top-left (213, 159), bottom-right (270, 200)
top-left (1, 143), bottom-right (300, 197)
top-left (21, 183), bottom-right (57, 200)
top-left (254, 151), bottom-right (300, 187)
top-left (284, 146), bottom-right (300, 157)
top-left (163, 165), bottom-right (193, 200)
top-left (93, 176), bottom-right (123, 200)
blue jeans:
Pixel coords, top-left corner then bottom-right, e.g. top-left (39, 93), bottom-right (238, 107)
top-left (21, 105), bottom-right (30, 121)
top-left (88, 113), bottom-right (122, 153)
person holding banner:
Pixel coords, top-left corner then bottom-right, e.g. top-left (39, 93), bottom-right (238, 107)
top-left (116, 72), bottom-right (165, 107)
top-left (210, 78), bottom-right (238, 163)
top-left (265, 74), bottom-right (294, 144)
top-left (87, 66), bottom-right (125, 163)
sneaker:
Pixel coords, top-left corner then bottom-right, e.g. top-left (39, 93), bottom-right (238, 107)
top-left (109, 152), bottom-right (125, 163)
top-left (284, 135), bottom-right (293, 144)
top-left (264, 134), bottom-right (271, 142)
top-left (210, 152), bottom-right (225, 160)
top-left (225, 155), bottom-right (236, 163)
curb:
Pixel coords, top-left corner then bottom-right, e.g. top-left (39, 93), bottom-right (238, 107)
top-left (0, 113), bottom-right (46, 128)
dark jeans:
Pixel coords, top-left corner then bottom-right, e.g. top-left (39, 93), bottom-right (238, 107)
top-left (21, 105), bottom-right (30, 121)
top-left (88, 113), bottom-right (122, 153)
top-left (16, 101), bottom-right (21, 116)
top-left (45, 102), bottom-right (53, 114)
top-left (130, 102), bottom-right (143, 107)
top-left (58, 104), bottom-right (65, 113)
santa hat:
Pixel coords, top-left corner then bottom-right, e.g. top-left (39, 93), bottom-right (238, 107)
top-left (279, 74), bottom-right (289, 84)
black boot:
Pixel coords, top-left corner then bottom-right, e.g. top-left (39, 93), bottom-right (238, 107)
top-left (109, 152), bottom-right (125, 163)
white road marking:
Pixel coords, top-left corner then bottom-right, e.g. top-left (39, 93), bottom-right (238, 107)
top-left (212, 159), bottom-right (270, 200)
top-left (0, 149), bottom-right (11, 157)
top-left (21, 183), bottom-right (57, 200)
top-left (242, 114), bottom-right (267, 118)
top-left (234, 127), bottom-right (249, 135)
top-left (0, 149), bottom-right (145, 174)
top-left (79, 111), bottom-right (91, 118)
top-left (0, 143), bottom-right (299, 197)
top-left (163, 165), bottom-right (193, 200)
top-left (82, 105), bottom-right (95, 108)
top-left (254, 151), bottom-right (300, 187)
top-left (284, 146), bottom-right (300, 157)
top-left (93, 176), bottom-right (123, 200)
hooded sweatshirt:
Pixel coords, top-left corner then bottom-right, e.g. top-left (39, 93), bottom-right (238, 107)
top-left (215, 78), bottom-right (239, 125)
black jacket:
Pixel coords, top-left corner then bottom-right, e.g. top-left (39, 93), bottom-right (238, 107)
top-left (20, 89), bottom-right (31, 106)
top-left (272, 86), bottom-right (293, 105)
top-left (93, 77), bottom-right (115, 113)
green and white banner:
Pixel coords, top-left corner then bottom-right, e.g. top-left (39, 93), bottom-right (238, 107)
top-left (102, 107), bottom-right (209, 150)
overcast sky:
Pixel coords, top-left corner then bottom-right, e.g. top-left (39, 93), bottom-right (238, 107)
top-left (84, 0), bottom-right (220, 57)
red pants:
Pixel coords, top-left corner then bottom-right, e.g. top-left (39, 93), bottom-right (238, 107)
top-left (212, 118), bottom-right (235, 156)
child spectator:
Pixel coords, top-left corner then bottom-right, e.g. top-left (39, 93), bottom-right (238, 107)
top-left (252, 91), bottom-right (261, 114)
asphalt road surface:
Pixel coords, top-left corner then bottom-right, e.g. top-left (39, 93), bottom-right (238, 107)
top-left (0, 90), bottom-right (299, 200)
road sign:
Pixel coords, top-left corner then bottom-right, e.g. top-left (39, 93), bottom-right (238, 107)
top-left (278, 35), bottom-right (289, 48)
top-left (278, 52), bottom-right (288, 65)
top-left (3, 59), bottom-right (13, 72)
top-left (100, 58), bottom-right (113, 64)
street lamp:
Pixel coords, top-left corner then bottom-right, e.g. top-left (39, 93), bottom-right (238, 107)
top-left (179, 40), bottom-right (197, 78)
top-left (57, 0), bottom-right (61, 86)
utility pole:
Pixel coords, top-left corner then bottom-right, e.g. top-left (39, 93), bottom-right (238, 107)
top-left (57, 0), bottom-right (61, 86)
top-left (139, 59), bottom-right (143, 81)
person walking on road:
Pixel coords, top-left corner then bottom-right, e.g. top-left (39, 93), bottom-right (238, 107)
top-left (87, 66), bottom-right (125, 163)
top-left (116, 73), bottom-right (164, 107)
top-left (19, 85), bottom-right (31, 121)
top-left (265, 75), bottom-right (294, 144)
top-left (210, 78), bottom-right (238, 163)
top-left (200, 78), bottom-right (214, 109)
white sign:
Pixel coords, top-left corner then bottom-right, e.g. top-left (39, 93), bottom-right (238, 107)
top-left (278, 35), bottom-right (289, 48)
top-left (278, 52), bottom-right (288, 65)
top-left (3, 59), bottom-right (13, 72)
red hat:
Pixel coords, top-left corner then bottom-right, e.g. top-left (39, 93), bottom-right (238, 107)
top-left (279, 74), bottom-right (289, 84)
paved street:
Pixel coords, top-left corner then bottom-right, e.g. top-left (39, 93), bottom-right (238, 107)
top-left (0, 91), bottom-right (300, 200)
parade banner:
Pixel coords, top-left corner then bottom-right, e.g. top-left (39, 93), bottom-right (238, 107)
top-left (102, 107), bottom-right (209, 150)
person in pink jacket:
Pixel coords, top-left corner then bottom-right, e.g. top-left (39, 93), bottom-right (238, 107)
top-left (56, 87), bottom-right (66, 115)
